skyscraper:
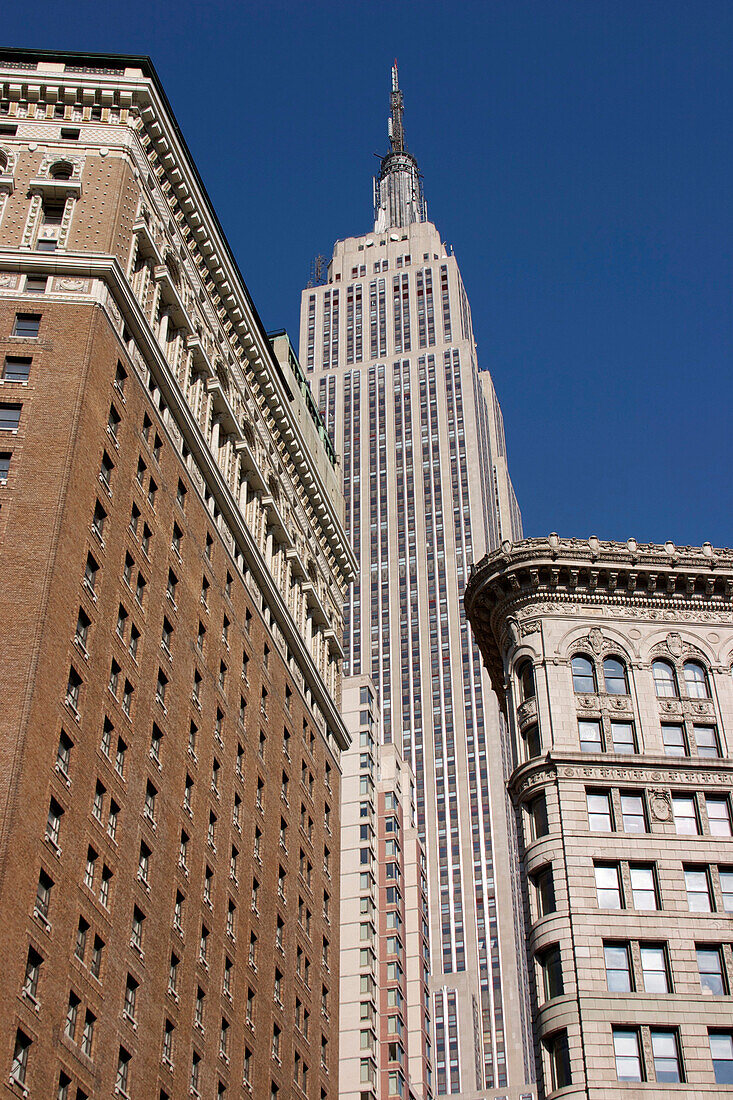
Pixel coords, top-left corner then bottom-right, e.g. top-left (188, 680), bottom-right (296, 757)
top-left (301, 66), bottom-right (533, 1098)
top-left (0, 49), bottom-right (353, 1100)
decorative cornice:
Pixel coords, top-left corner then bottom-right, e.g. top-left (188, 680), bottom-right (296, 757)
top-left (465, 536), bottom-right (733, 707)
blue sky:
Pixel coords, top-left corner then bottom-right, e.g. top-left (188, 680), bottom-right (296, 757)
top-left (5, 1), bottom-right (732, 547)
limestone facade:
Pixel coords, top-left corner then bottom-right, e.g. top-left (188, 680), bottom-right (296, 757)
top-left (465, 536), bottom-right (733, 1098)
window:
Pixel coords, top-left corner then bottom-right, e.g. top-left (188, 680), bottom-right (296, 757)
top-left (518, 660), bottom-right (535, 701)
top-left (630, 864), bottom-right (658, 909)
top-left (23, 946), bottom-right (43, 1000)
top-left (587, 790), bottom-right (613, 831)
top-left (90, 937), bottom-right (104, 981)
top-left (662, 723), bottom-right (687, 756)
top-left (0, 402), bottom-right (22, 431)
top-left (528, 793), bottom-right (549, 839)
top-left (115, 737), bottom-right (127, 776)
top-left (706, 796), bottom-right (732, 837)
top-left (613, 1027), bottom-right (643, 1081)
top-left (108, 404), bottom-right (121, 440)
top-left (66, 666), bottom-right (82, 710)
top-left (13, 312), bottom-right (41, 338)
top-left (0, 451), bottom-right (10, 482)
top-left (65, 990), bottom-right (80, 1038)
top-left (116, 1047), bottom-right (131, 1094)
top-left (545, 1030), bottom-right (572, 1090)
top-left (653, 660), bottom-right (678, 698)
top-left (138, 842), bottom-right (150, 886)
top-left (10, 1029), bottom-right (30, 1086)
top-left (673, 794), bottom-right (699, 834)
top-left (532, 866), bottom-right (555, 917)
top-left (3, 355), bottom-right (31, 380)
top-left (26, 274), bottom-right (48, 294)
top-left (595, 863), bottom-right (622, 908)
top-left (84, 847), bottom-right (97, 890)
top-left (684, 865), bottom-right (713, 911)
top-left (578, 719), bottom-right (602, 752)
top-left (100, 864), bottom-right (112, 908)
top-left (694, 725), bottom-right (720, 757)
top-left (56, 729), bottom-right (73, 777)
top-left (640, 944), bottom-right (670, 992)
top-left (684, 660), bottom-right (709, 698)
top-left (604, 941), bottom-right (632, 991)
top-left (571, 654), bottom-right (596, 692)
top-left (651, 1029), bottom-right (683, 1083)
top-left (610, 721), bottom-right (636, 753)
top-left (698, 946), bottom-right (727, 995)
top-left (604, 656), bottom-right (628, 694)
top-left (162, 1019), bottom-right (174, 1063)
top-left (171, 523), bottom-right (182, 554)
top-left (719, 868), bottom-right (733, 912)
top-left (620, 791), bottom-right (647, 833)
top-left (81, 1010), bottom-right (96, 1056)
top-left (538, 944), bottom-right (563, 1001)
top-left (168, 952), bottom-right (179, 995)
top-left (521, 723), bottom-right (541, 759)
top-left (709, 1031), bottom-right (733, 1084)
top-left (131, 906), bottom-right (144, 952)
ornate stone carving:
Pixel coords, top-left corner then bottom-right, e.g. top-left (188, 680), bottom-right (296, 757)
top-left (55, 277), bottom-right (87, 291)
top-left (0, 273), bottom-right (18, 288)
top-left (521, 619), bottom-right (540, 636)
top-left (588, 627), bottom-right (604, 654)
top-left (649, 789), bottom-right (672, 821)
top-left (516, 697), bottom-right (537, 731)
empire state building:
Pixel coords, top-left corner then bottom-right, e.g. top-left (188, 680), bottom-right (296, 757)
top-left (301, 66), bottom-right (533, 1098)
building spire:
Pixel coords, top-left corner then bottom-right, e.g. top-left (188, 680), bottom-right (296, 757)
top-left (373, 62), bottom-right (426, 232)
top-left (388, 59), bottom-right (405, 153)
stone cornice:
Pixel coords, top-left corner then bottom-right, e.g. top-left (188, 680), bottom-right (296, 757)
top-left (0, 55), bottom-right (357, 584)
top-left (0, 246), bottom-right (350, 751)
top-left (464, 536), bottom-right (733, 708)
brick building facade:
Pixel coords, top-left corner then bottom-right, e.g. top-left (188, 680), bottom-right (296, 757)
top-left (0, 49), bottom-right (355, 1100)
top-left (465, 536), bottom-right (733, 1098)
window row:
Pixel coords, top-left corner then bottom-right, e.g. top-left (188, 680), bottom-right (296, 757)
top-left (586, 787), bottom-right (733, 836)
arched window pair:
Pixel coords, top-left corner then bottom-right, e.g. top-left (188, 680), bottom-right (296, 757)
top-left (652, 659), bottom-right (709, 700)
top-left (571, 655), bottom-right (628, 695)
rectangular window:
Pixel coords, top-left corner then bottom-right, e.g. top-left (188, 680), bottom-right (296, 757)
top-left (698, 946), bottom-right (727, 995)
top-left (595, 863), bottom-right (622, 909)
top-left (719, 868), bottom-right (733, 912)
top-left (538, 944), bottom-right (563, 1001)
top-left (13, 313), bottom-right (41, 338)
top-left (0, 452), bottom-right (10, 482)
top-left (673, 794), bottom-right (700, 834)
top-left (532, 866), bottom-right (555, 917)
top-left (662, 723), bottom-right (687, 755)
top-left (694, 725), bottom-right (720, 757)
top-left (0, 402), bottom-right (21, 430)
top-left (604, 941), bottom-right (633, 991)
top-left (3, 355), bottom-right (31, 381)
top-left (640, 944), bottom-right (671, 993)
top-left (650, 1028), bottom-right (683, 1083)
top-left (545, 1030), bottom-right (572, 1090)
top-left (587, 789), bottom-right (613, 831)
top-left (620, 791), bottom-right (647, 833)
top-left (684, 865), bottom-right (712, 911)
top-left (610, 721), bottom-right (636, 753)
top-left (706, 796), bottom-right (733, 837)
top-left (709, 1031), bottom-right (733, 1085)
top-left (630, 864), bottom-right (658, 910)
top-left (579, 719), bottom-right (602, 752)
top-left (614, 1027), bottom-right (643, 1082)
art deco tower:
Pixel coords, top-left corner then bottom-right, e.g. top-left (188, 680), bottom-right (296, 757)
top-left (301, 66), bottom-right (533, 1099)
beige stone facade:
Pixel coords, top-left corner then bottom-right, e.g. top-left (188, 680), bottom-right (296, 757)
top-left (465, 536), bottom-right (733, 1098)
top-left (0, 49), bottom-right (354, 1100)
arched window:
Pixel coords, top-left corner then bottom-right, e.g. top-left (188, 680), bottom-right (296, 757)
top-left (683, 661), bottom-right (709, 699)
top-left (518, 661), bottom-right (535, 702)
top-left (522, 724), bottom-right (541, 760)
top-left (0, 149), bottom-right (8, 173)
top-left (50, 161), bottom-right (73, 180)
top-left (571, 655), bottom-right (596, 694)
top-left (652, 660), bottom-right (678, 698)
top-left (603, 657), bottom-right (628, 695)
